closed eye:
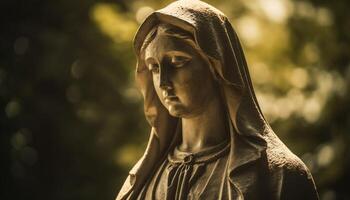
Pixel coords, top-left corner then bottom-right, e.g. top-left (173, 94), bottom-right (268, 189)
top-left (171, 56), bottom-right (192, 68)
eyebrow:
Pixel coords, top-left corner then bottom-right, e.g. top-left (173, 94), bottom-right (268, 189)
top-left (145, 50), bottom-right (191, 61)
top-left (144, 51), bottom-right (192, 67)
top-left (165, 50), bottom-right (191, 58)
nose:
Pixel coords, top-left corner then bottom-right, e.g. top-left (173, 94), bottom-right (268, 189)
top-left (159, 65), bottom-right (172, 90)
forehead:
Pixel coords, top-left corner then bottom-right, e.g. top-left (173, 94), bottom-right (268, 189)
top-left (144, 33), bottom-right (195, 59)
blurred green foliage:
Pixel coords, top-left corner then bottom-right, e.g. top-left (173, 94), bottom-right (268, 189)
top-left (1, 0), bottom-right (349, 199)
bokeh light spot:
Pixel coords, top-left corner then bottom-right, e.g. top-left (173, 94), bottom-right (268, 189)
top-left (317, 144), bottom-right (334, 167)
top-left (294, 1), bottom-right (316, 19)
top-left (91, 3), bottom-right (137, 43)
top-left (136, 6), bottom-right (154, 24)
top-left (5, 100), bottom-right (21, 118)
top-left (289, 68), bottom-right (309, 89)
top-left (11, 132), bottom-right (26, 150)
top-left (257, 0), bottom-right (292, 23)
top-left (114, 144), bottom-right (143, 168)
top-left (71, 60), bottom-right (84, 79)
top-left (66, 85), bottom-right (81, 103)
top-left (236, 16), bottom-right (261, 47)
top-left (316, 8), bottom-right (333, 26)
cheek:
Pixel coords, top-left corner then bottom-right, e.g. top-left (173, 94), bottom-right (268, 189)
top-left (152, 75), bottom-right (165, 102)
top-left (177, 74), bottom-right (202, 93)
top-left (176, 61), bottom-right (201, 84)
top-left (174, 62), bottom-right (213, 100)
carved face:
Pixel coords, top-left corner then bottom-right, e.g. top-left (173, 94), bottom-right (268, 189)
top-left (144, 30), bottom-right (219, 118)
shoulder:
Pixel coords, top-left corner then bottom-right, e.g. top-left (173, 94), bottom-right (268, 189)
top-left (263, 133), bottom-right (319, 200)
top-left (262, 130), bottom-right (310, 174)
top-left (266, 142), bottom-right (309, 175)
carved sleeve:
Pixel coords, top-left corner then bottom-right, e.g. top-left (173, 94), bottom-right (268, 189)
top-left (280, 167), bottom-right (319, 200)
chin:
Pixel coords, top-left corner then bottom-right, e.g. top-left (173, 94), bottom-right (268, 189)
top-left (168, 105), bottom-right (188, 118)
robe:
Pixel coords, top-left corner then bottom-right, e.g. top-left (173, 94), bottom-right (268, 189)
top-left (137, 141), bottom-right (230, 200)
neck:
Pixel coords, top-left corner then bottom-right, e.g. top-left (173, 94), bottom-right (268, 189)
top-left (180, 97), bottom-right (229, 153)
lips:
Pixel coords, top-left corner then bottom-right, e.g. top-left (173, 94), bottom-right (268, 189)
top-left (162, 90), bottom-right (179, 103)
top-left (164, 95), bottom-right (179, 104)
top-left (164, 95), bottom-right (178, 100)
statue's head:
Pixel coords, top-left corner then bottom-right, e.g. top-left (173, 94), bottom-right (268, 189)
top-left (134, 0), bottom-right (268, 147)
top-left (140, 23), bottom-right (221, 118)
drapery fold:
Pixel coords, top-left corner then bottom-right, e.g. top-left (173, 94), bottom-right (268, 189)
top-left (138, 141), bottom-right (230, 200)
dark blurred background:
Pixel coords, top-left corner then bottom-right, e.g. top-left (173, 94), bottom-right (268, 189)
top-left (0, 0), bottom-right (349, 199)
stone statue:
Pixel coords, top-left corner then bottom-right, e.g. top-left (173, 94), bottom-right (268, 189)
top-left (117, 0), bottom-right (319, 199)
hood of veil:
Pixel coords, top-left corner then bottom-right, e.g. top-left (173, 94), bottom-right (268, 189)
top-left (126, 0), bottom-right (272, 196)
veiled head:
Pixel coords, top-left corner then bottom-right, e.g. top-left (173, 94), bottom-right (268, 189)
top-left (134, 0), bottom-right (268, 142)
